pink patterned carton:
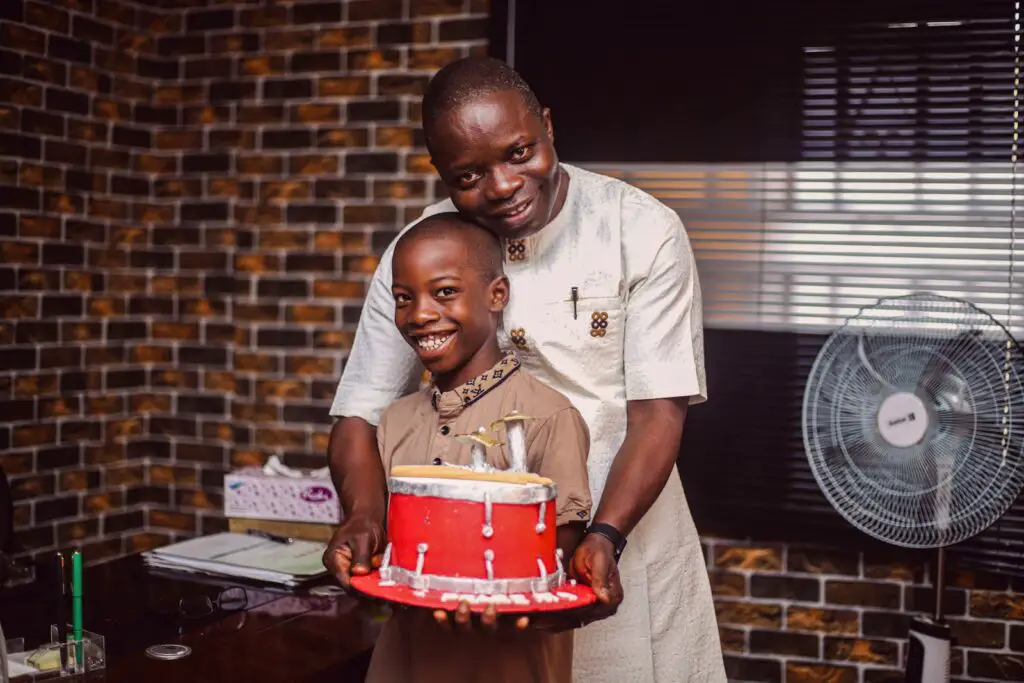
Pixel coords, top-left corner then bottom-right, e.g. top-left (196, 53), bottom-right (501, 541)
top-left (224, 467), bottom-right (342, 524)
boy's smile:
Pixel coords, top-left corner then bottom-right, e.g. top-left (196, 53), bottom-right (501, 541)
top-left (391, 214), bottom-right (509, 392)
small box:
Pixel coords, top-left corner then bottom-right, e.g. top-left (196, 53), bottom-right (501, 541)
top-left (224, 467), bottom-right (341, 525)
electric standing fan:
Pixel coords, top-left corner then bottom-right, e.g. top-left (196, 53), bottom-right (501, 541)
top-left (802, 292), bottom-right (1024, 683)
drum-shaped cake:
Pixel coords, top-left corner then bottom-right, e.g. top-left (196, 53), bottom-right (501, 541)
top-left (350, 465), bottom-right (596, 613)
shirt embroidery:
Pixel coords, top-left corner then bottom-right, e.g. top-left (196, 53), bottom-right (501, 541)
top-left (430, 351), bottom-right (521, 414)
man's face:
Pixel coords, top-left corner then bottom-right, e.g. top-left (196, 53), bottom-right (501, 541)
top-left (391, 235), bottom-right (509, 380)
top-left (427, 90), bottom-right (566, 240)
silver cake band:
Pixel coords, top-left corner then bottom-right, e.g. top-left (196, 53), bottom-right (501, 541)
top-left (379, 565), bottom-right (566, 595)
top-left (389, 477), bottom-right (556, 504)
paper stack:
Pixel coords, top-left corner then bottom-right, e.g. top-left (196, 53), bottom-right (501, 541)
top-left (142, 532), bottom-right (329, 588)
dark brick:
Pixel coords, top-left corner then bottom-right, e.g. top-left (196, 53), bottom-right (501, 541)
top-left (185, 57), bottom-right (233, 80)
top-left (37, 444), bottom-right (81, 471)
top-left (348, 99), bottom-right (401, 122)
top-left (134, 104), bottom-right (178, 126)
top-left (0, 399), bottom-right (35, 422)
top-left (263, 78), bottom-right (313, 101)
top-left (113, 124), bottom-right (151, 149)
top-left (315, 179), bottom-right (367, 199)
top-left (257, 278), bottom-right (309, 298)
top-left (349, 0), bottom-right (403, 21)
top-left (286, 204), bottom-right (337, 224)
top-left (186, 8), bottom-right (235, 32)
top-left (208, 80), bottom-right (256, 103)
top-left (750, 575), bottom-right (822, 602)
top-left (111, 175), bottom-right (151, 197)
top-left (377, 75), bottom-right (430, 96)
top-left (862, 610), bottom-right (911, 638)
top-left (377, 22), bottom-right (416, 45)
top-left (45, 141), bottom-right (88, 166)
top-left (263, 129), bottom-right (312, 149)
top-left (128, 296), bottom-right (175, 316)
top-left (108, 321), bottom-right (147, 340)
top-left (439, 17), bottom-right (488, 41)
top-left (138, 56), bottom-right (179, 80)
top-left (292, 1), bottom-right (342, 24)
top-left (948, 618), bottom-right (1006, 648)
top-left (21, 109), bottom-right (65, 137)
top-left (825, 580), bottom-right (900, 609)
top-left (181, 202), bottom-right (229, 223)
top-left (36, 496), bottom-right (81, 524)
top-left (0, 50), bottom-right (20, 77)
top-left (179, 345), bottom-right (228, 367)
top-left (0, 186), bottom-right (40, 211)
top-left (72, 16), bottom-right (115, 45)
top-left (23, 57), bottom-right (68, 87)
top-left (41, 295), bottom-right (84, 318)
top-left (347, 152), bottom-right (399, 174)
top-left (47, 36), bottom-right (93, 65)
top-left (42, 243), bottom-right (84, 266)
top-left (750, 630), bottom-right (819, 658)
top-left (183, 153), bottom-right (231, 174)
top-left (65, 170), bottom-right (102, 193)
top-left (106, 368), bottom-right (147, 390)
top-left (46, 87), bottom-right (90, 116)
top-left (158, 34), bottom-right (207, 56)
top-left (0, 132), bottom-right (42, 159)
top-left (286, 253), bottom-right (336, 273)
top-left (723, 656), bottom-right (781, 683)
top-left (257, 328), bottom-right (308, 348)
top-left (178, 395), bottom-right (226, 416)
top-left (905, 586), bottom-right (966, 616)
top-left (291, 51), bottom-right (342, 73)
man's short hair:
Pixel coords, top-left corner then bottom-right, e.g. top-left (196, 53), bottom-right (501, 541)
top-left (395, 212), bottom-right (504, 283)
top-left (421, 56), bottom-right (543, 143)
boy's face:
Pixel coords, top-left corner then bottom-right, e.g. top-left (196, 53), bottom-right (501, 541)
top-left (391, 234), bottom-right (509, 378)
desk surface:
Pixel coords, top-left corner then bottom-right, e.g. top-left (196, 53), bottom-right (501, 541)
top-left (1, 554), bottom-right (383, 682)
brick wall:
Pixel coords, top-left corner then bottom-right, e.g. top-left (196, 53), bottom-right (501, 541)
top-left (0, 0), bottom-right (488, 565)
top-left (2, 2), bottom-right (1022, 682)
top-left (707, 538), bottom-right (1024, 682)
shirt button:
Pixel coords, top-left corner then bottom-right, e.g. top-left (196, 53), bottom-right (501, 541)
top-left (439, 425), bottom-right (450, 435)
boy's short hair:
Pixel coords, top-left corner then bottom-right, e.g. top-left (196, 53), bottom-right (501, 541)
top-left (394, 212), bottom-right (504, 282)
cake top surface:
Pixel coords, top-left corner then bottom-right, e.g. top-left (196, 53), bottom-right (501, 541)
top-left (390, 465), bottom-right (553, 487)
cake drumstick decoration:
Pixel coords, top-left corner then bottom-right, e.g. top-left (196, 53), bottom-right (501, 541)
top-left (453, 427), bottom-right (503, 471)
top-left (490, 411), bottom-right (532, 472)
top-left (349, 413), bottom-right (596, 614)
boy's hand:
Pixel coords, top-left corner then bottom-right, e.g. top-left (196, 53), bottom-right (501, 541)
top-left (431, 602), bottom-right (530, 632)
top-left (322, 515), bottom-right (385, 588)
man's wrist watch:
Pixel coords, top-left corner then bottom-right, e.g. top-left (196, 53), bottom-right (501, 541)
top-left (584, 522), bottom-right (627, 561)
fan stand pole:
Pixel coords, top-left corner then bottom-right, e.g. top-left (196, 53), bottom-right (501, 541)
top-left (905, 546), bottom-right (953, 683)
top-left (933, 546), bottom-right (946, 623)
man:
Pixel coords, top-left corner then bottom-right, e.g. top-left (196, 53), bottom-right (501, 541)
top-left (324, 57), bottom-right (727, 683)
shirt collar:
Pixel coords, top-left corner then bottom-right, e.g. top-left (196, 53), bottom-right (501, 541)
top-left (503, 163), bottom-right (577, 264)
top-left (430, 351), bottom-right (520, 419)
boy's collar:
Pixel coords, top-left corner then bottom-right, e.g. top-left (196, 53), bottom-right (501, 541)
top-left (430, 351), bottom-right (520, 419)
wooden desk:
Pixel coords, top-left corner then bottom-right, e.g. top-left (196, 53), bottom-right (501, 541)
top-left (1, 554), bottom-right (383, 682)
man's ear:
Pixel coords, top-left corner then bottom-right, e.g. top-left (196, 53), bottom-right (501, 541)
top-left (489, 275), bottom-right (510, 312)
top-left (542, 107), bottom-right (554, 143)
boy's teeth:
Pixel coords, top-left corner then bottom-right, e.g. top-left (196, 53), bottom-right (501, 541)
top-left (418, 334), bottom-right (451, 351)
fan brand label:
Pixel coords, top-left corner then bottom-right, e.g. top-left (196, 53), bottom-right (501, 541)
top-left (300, 485), bottom-right (334, 503)
top-left (887, 412), bottom-right (917, 427)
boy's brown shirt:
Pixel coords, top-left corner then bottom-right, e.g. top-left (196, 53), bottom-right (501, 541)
top-left (367, 351), bottom-right (592, 683)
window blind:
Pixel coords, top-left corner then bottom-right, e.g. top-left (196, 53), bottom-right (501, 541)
top-left (578, 1), bottom-right (1023, 565)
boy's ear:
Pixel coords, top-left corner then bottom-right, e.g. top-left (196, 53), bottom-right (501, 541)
top-left (488, 275), bottom-right (510, 312)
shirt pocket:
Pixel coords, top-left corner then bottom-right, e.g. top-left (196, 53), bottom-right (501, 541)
top-left (501, 293), bottom-right (625, 389)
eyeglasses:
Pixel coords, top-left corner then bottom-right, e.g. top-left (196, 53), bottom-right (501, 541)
top-left (176, 586), bottom-right (248, 620)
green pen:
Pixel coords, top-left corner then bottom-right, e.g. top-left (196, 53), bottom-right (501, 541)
top-left (71, 550), bottom-right (83, 667)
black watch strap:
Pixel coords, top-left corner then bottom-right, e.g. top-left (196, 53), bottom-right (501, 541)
top-left (585, 522), bottom-right (627, 561)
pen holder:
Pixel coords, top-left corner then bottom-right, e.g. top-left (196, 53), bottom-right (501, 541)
top-left (39, 625), bottom-right (106, 677)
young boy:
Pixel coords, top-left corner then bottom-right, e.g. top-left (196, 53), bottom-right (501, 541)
top-left (365, 212), bottom-right (593, 683)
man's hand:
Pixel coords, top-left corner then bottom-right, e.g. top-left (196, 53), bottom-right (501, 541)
top-left (322, 515), bottom-right (386, 589)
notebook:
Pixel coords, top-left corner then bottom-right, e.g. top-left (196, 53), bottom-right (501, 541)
top-left (142, 532), bottom-right (329, 587)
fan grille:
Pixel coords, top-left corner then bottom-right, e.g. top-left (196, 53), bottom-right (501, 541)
top-left (803, 293), bottom-right (1024, 549)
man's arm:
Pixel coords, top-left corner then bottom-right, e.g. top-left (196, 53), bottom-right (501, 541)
top-left (590, 397), bottom-right (687, 537)
top-left (328, 416), bottom-right (387, 524)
